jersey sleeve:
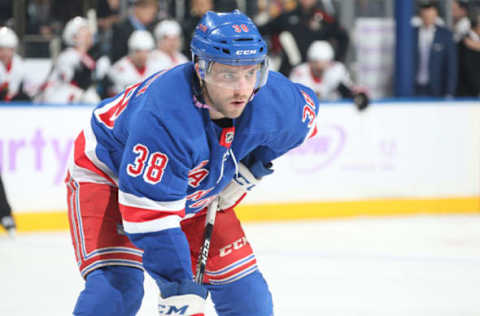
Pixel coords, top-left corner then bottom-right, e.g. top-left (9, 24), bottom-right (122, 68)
top-left (118, 109), bottom-right (191, 233)
top-left (250, 83), bottom-right (319, 165)
top-left (55, 50), bottom-right (77, 83)
top-left (117, 107), bottom-right (199, 289)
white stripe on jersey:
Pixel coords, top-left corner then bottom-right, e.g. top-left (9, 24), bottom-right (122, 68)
top-left (83, 122), bottom-right (119, 185)
top-left (69, 163), bottom-right (115, 185)
top-left (119, 191), bottom-right (186, 211)
top-left (122, 215), bottom-right (182, 234)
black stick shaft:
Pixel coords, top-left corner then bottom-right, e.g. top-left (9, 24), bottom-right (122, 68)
top-left (195, 198), bottom-right (219, 284)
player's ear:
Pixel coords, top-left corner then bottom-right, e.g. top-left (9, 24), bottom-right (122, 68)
top-left (194, 63), bottom-right (204, 87)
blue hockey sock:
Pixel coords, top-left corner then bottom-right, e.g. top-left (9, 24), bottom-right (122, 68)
top-left (207, 270), bottom-right (273, 316)
top-left (73, 266), bottom-right (144, 316)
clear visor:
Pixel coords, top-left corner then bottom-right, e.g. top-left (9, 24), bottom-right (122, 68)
top-left (199, 58), bottom-right (269, 91)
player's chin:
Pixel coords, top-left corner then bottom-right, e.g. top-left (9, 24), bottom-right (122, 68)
top-left (225, 103), bottom-right (247, 118)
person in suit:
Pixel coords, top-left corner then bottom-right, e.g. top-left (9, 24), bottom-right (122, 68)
top-left (413, 0), bottom-right (457, 97)
top-left (109, 0), bottom-right (158, 63)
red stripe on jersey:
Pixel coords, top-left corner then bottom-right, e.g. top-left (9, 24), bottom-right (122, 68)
top-left (74, 131), bottom-right (116, 185)
top-left (207, 257), bottom-right (257, 281)
top-left (307, 124), bottom-right (318, 140)
top-left (119, 204), bottom-right (185, 223)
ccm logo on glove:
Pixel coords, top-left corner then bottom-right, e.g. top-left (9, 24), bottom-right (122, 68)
top-left (158, 304), bottom-right (189, 315)
top-left (158, 293), bottom-right (205, 316)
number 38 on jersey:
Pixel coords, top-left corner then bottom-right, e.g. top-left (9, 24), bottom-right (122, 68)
top-left (127, 144), bottom-right (169, 185)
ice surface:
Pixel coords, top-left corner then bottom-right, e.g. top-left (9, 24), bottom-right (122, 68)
top-left (1, 215), bottom-right (480, 315)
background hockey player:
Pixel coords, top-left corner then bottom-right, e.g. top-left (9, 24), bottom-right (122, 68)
top-left (0, 174), bottom-right (15, 237)
top-left (290, 40), bottom-right (369, 111)
top-left (148, 19), bottom-right (188, 74)
top-left (104, 30), bottom-right (155, 96)
top-left (37, 16), bottom-right (100, 103)
top-left (65, 10), bottom-right (319, 316)
top-left (0, 26), bottom-right (30, 102)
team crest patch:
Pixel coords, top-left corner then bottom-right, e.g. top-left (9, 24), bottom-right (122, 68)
top-left (219, 127), bottom-right (235, 148)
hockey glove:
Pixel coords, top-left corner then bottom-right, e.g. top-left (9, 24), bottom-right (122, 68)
top-left (158, 280), bottom-right (207, 316)
top-left (218, 161), bottom-right (273, 210)
top-left (158, 293), bottom-right (205, 316)
top-left (353, 92), bottom-right (369, 112)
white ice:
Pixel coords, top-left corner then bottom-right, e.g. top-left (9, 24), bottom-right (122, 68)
top-left (1, 215), bottom-right (480, 316)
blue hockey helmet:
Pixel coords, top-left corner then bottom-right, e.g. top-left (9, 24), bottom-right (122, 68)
top-left (191, 10), bottom-right (269, 89)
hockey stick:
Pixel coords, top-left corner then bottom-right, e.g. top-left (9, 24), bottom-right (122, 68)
top-left (194, 197), bottom-right (219, 284)
top-left (278, 31), bottom-right (302, 66)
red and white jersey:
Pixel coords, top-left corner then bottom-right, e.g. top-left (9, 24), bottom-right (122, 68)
top-left (0, 54), bottom-right (25, 101)
top-left (107, 56), bottom-right (151, 95)
top-left (147, 49), bottom-right (188, 75)
top-left (49, 47), bottom-right (95, 84)
top-left (289, 62), bottom-right (353, 100)
top-left (40, 47), bottom-right (99, 103)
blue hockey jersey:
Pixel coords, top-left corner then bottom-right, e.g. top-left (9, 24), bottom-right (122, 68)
top-left (79, 62), bottom-right (319, 290)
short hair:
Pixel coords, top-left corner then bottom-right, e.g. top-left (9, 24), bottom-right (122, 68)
top-left (132, 0), bottom-right (158, 7)
top-left (418, 0), bottom-right (439, 10)
top-left (469, 8), bottom-right (480, 28)
top-left (455, 0), bottom-right (470, 10)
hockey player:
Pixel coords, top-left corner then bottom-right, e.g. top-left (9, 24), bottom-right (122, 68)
top-left (65, 10), bottom-right (319, 316)
top-left (290, 40), bottom-right (369, 111)
top-left (0, 26), bottom-right (30, 101)
top-left (38, 16), bottom-right (100, 103)
top-left (105, 30), bottom-right (155, 96)
top-left (0, 174), bottom-right (15, 237)
top-left (148, 19), bottom-right (188, 74)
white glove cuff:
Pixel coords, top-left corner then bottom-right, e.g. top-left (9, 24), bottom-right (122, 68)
top-left (218, 163), bottom-right (258, 210)
top-left (158, 294), bottom-right (205, 315)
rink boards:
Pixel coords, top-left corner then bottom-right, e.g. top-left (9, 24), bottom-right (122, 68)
top-left (0, 101), bottom-right (479, 231)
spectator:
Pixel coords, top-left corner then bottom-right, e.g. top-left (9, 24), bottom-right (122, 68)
top-left (457, 8), bottom-right (480, 96)
top-left (290, 40), bottom-right (369, 111)
top-left (413, 0), bottom-right (457, 97)
top-left (50, 0), bottom-right (83, 25)
top-left (104, 30), bottom-right (155, 96)
top-left (452, 0), bottom-right (471, 42)
top-left (37, 16), bottom-right (100, 103)
top-left (97, 0), bottom-right (120, 30)
top-left (0, 0), bottom-right (13, 26)
top-left (0, 27), bottom-right (30, 101)
top-left (215, 0), bottom-right (238, 11)
top-left (148, 19), bottom-right (188, 73)
top-left (182, 0), bottom-right (213, 57)
top-left (26, 0), bottom-right (55, 35)
top-left (25, 0), bottom-right (57, 58)
top-left (109, 0), bottom-right (158, 63)
top-left (0, 174), bottom-right (15, 237)
top-left (96, 0), bottom-right (121, 56)
top-left (259, 0), bottom-right (349, 76)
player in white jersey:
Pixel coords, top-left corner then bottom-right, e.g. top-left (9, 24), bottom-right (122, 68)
top-left (290, 40), bottom-right (369, 110)
top-left (148, 19), bottom-right (188, 74)
top-left (0, 27), bottom-right (29, 102)
top-left (38, 17), bottom-right (100, 104)
top-left (105, 30), bottom-right (155, 96)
